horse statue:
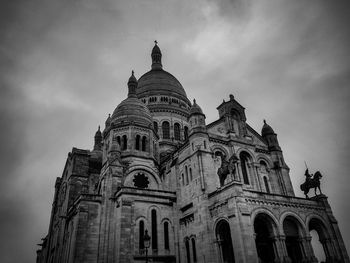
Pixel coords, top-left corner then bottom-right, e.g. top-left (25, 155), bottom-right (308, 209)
top-left (217, 153), bottom-right (239, 186)
top-left (300, 170), bottom-right (323, 198)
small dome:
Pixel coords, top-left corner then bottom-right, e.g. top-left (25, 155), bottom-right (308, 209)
top-left (261, 120), bottom-right (275, 136)
top-left (190, 99), bottom-right (204, 116)
top-left (112, 72), bottom-right (153, 126)
top-left (112, 97), bottom-right (152, 126)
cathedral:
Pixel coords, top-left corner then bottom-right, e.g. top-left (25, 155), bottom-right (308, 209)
top-left (36, 43), bottom-right (349, 263)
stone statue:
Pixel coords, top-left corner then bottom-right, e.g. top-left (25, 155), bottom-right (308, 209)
top-left (300, 169), bottom-right (323, 198)
top-left (217, 153), bottom-right (239, 186)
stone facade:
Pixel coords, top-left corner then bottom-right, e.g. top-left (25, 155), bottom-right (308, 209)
top-left (37, 43), bottom-right (349, 263)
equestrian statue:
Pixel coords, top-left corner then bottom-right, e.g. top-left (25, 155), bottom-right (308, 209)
top-left (217, 153), bottom-right (239, 186)
top-left (300, 168), bottom-right (323, 198)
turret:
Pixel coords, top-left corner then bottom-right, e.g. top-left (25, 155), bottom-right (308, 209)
top-left (261, 120), bottom-right (294, 196)
top-left (217, 94), bottom-right (247, 136)
top-left (189, 99), bottom-right (206, 133)
top-left (189, 99), bottom-right (209, 153)
top-left (93, 126), bottom-right (102, 151)
top-left (261, 120), bottom-right (281, 151)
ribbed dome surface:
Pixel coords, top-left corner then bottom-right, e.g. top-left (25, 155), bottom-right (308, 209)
top-left (112, 97), bottom-right (152, 126)
top-left (136, 69), bottom-right (188, 100)
top-left (261, 120), bottom-right (275, 136)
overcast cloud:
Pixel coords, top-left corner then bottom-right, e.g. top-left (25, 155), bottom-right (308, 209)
top-left (1, 0), bottom-right (350, 262)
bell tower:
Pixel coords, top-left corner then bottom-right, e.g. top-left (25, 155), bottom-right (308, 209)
top-left (216, 94), bottom-right (247, 137)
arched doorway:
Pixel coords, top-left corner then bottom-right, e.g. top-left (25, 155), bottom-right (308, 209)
top-left (283, 217), bottom-right (304, 263)
top-left (254, 214), bottom-right (276, 263)
top-left (216, 220), bottom-right (235, 263)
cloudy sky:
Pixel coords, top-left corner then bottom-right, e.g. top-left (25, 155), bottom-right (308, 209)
top-left (1, 0), bottom-right (350, 262)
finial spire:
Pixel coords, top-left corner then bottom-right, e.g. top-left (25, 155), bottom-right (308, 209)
top-left (151, 41), bottom-right (162, 70)
top-left (263, 119), bottom-right (266, 124)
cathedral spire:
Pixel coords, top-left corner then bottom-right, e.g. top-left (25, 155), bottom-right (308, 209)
top-left (127, 70), bottom-right (137, 98)
top-left (151, 40), bottom-right (162, 70)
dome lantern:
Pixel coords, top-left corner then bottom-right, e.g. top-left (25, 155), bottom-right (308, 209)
top-left (151, 40), bottom-right (162, 70)
top-left (127, 70), bottom-right (137, 98)
top-left (93, 126), bottom-right (102, 151)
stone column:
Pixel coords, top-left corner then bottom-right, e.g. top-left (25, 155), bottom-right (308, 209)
top-left (296, 237), bottom-right (309, 263)
top-left (247, 163), bottom-right (255, 187)
top-left (236, 161), bottom-right (242, 183)
top-left (302, 236), bottom-right (318, 263)
top-left (254, 163), bottom-right (262, 191)
top-left (270, 236), bottom-right (282, 263)
top-left (215, 239), bottom-right (224, 263)
top-left (276, 235), bottom-right (292, 263)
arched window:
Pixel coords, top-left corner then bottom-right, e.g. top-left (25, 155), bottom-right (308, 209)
top-left (154, 121), bottom-right (158, 135)
top-left (142, 136), bottom-right (147, 151)
top-left (122, 135), bottom-right (127, 150)
top-left (263, 176), bottom-right (270, 193)
top-left (174, 123), bottom-right (181, 140)
top-left (139, 221), bottom-right (145, 250)
top-left (189, 168), bottom-right (192, 181)
top-left (260, 160), bottom-right (268, 173)
top-left (117, 136), bottom-right (121, 146)
top-left (135, 135), bottom-right (140, 150)
top-left (185, 166), bottom-right (189, 185)
top-left (240, 152), bottom-right (250, 184)
top-left (191, 238), bottom-right (197, 262)
top-left (162, 121), bottom-right (170, 139)
top-left (204, 140), bottom-right (206, 149)
top-left (164, 222), bottom-right (169, 250)
top-left (184, 126), bottom-right (189, 140)
top-left (151, 210), bottom-right (158, 250)
top-left (182, 174), bottom-right (184, 186)
top-left (185, 238), bottom-right (191, 263)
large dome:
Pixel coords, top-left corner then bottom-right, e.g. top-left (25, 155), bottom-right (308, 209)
top-left (137, 69), bottom-right (188, 100)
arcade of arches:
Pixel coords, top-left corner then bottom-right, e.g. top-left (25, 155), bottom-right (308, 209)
top-left (211, 213), bottom-right (342, 263)
top-left (251, 213), bottom-right (337, 263)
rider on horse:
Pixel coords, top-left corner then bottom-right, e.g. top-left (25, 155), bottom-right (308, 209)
top-left (304, 168), bottom-right (312, 183)
top-left (301, 168), bottom-right (323, 198)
